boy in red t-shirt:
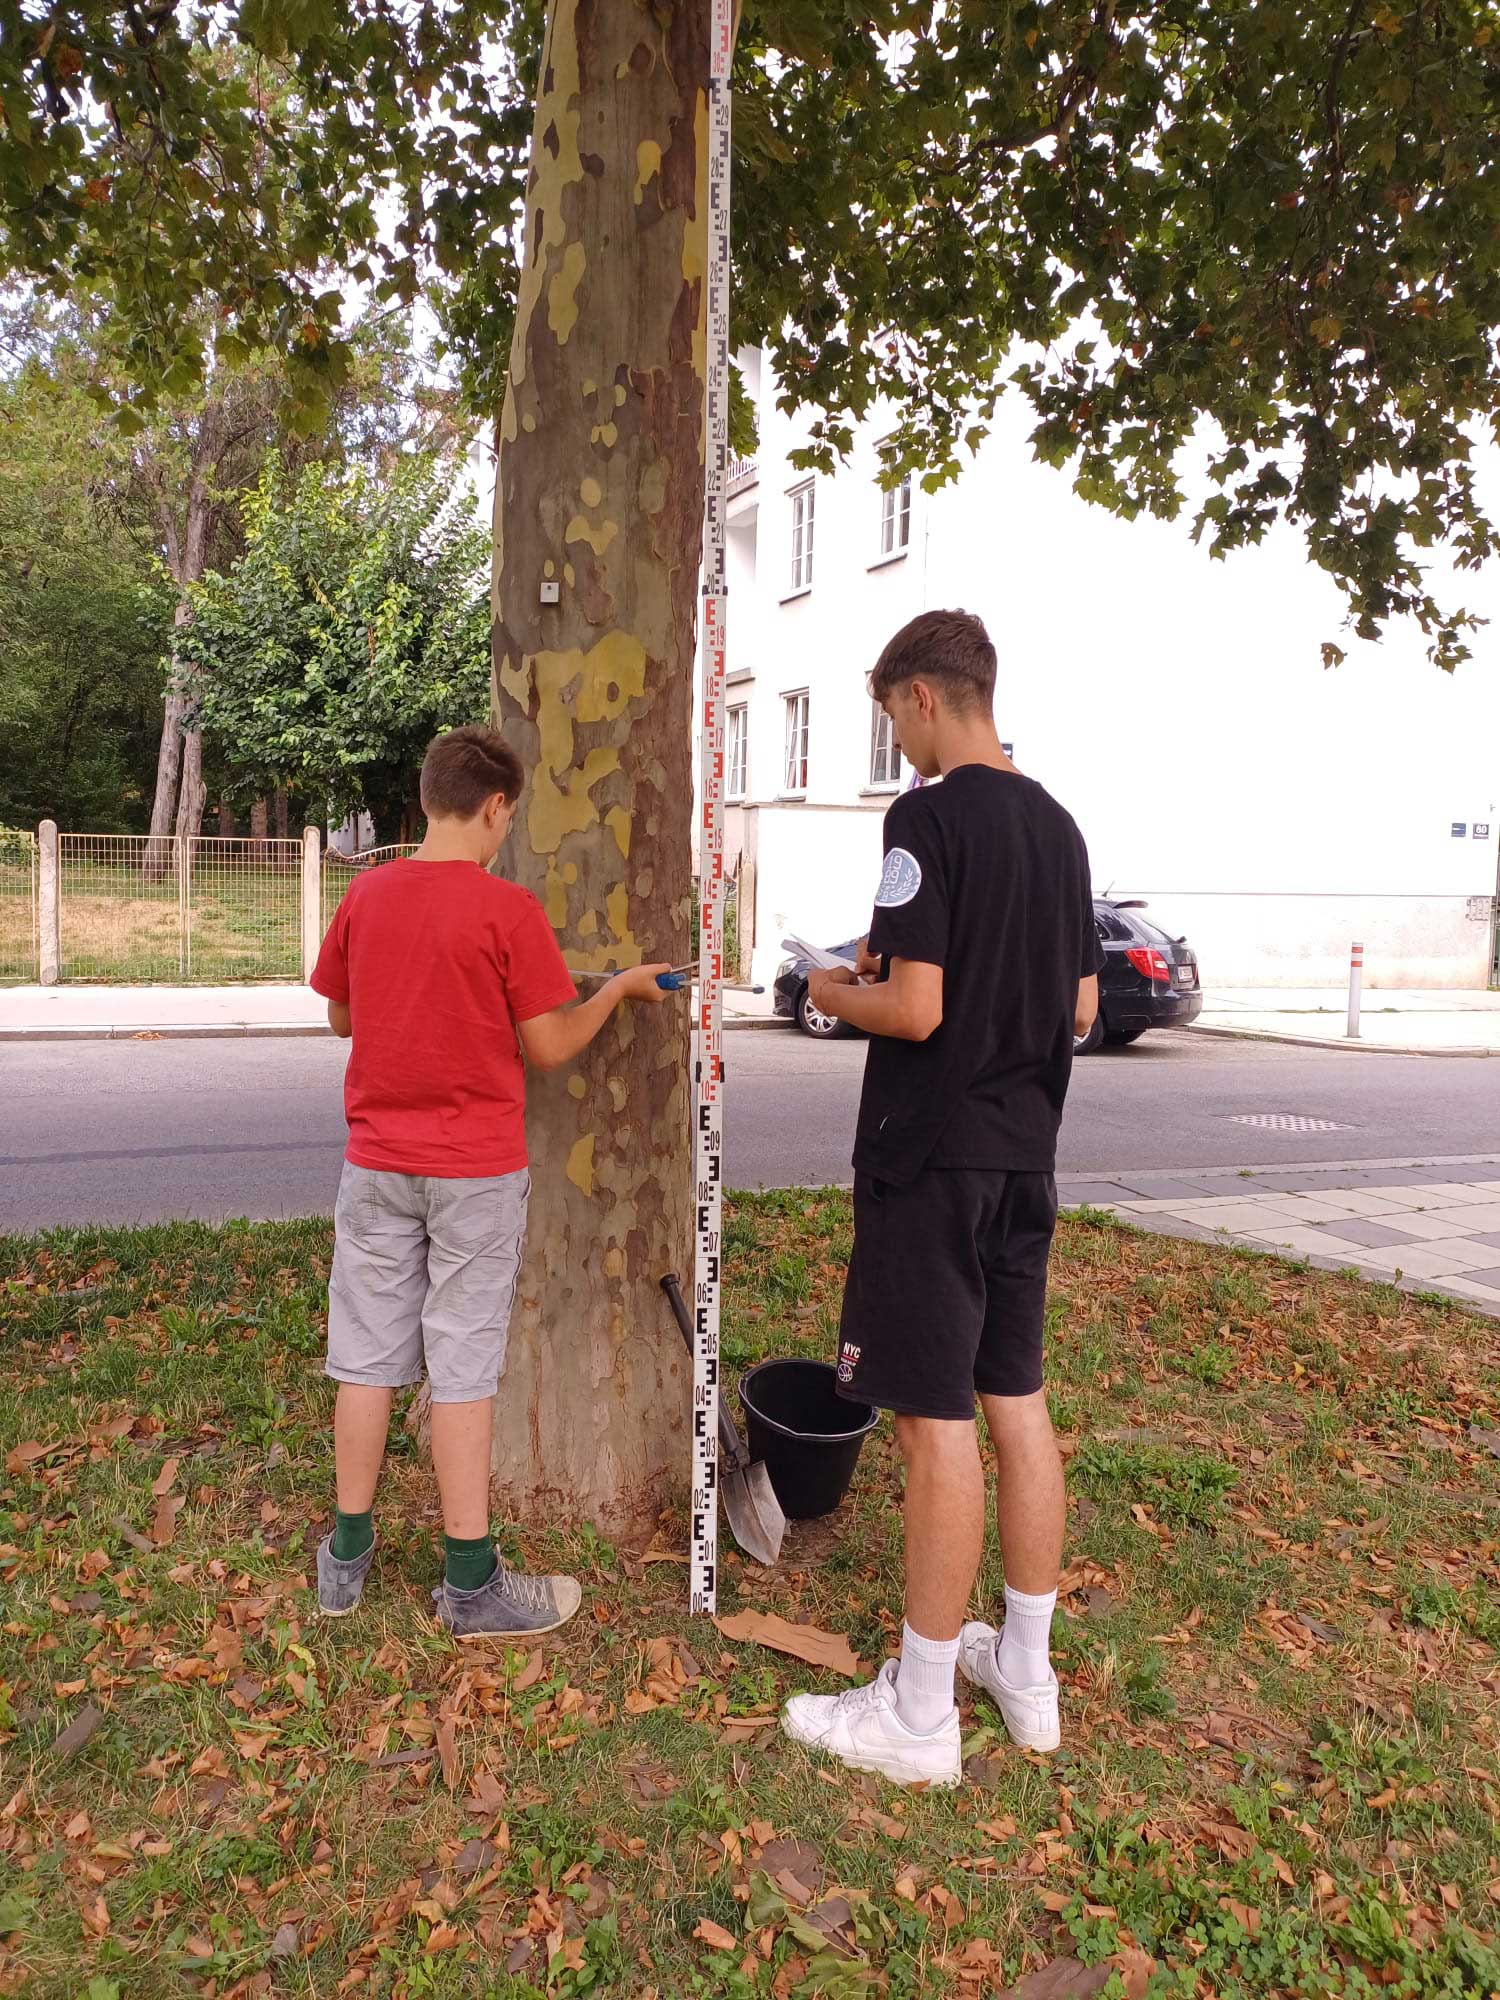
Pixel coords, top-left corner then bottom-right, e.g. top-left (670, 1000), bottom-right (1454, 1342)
top-left (310, 726), bottom-right (670, 1637)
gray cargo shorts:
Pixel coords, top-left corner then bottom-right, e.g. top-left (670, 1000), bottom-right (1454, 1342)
top-left (326, 1162), bottom-right (529, 1403)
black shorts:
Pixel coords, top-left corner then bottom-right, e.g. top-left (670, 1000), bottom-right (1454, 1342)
top-left (835, 1168), bottom-right (1058, 1420)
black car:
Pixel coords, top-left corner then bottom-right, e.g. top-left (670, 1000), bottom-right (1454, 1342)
top-left (1082, 898), bottom-right (1202, 1053)
top-left (773, 900), bottom-right (1202, 1050)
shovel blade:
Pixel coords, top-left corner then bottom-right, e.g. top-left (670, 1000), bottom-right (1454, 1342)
top-left (722, 1460), bottom-right (786, 1568)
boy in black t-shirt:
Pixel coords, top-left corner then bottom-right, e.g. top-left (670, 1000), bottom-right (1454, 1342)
top-left (782, 609), bottom-right (1104, 1788)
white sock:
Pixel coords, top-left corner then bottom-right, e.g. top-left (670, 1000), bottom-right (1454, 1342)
top-left (894, 1623), bottom-right (959, 1733)
top-left (997, 1584), bottom-right (1056, 1689)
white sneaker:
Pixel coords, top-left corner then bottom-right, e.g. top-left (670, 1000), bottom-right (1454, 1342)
top-left (958, 1621), bottom-right (1061, 1752)
top-left (781, 1659), bottom-right (961, 1788)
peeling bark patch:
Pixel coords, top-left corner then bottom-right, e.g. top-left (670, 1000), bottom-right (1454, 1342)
top-left (581, 150), bottom-right (605, 176)
top-left (566, 1133), bottom-right (596, 1196)
top-left (580, 476), bottom-right (603, 507)
top-left (606, 806), bottom-right (631, 859)
top-left (567, 1074), bottom-right (587, 1099)
top-left (565, 512), bottom-right (618, 556)
top-left (511, 6), bottom-right (584, 390)
top-left (634, 139), bottom-right (662, 205)
top-left (548, 240), bottom-right (588, 344)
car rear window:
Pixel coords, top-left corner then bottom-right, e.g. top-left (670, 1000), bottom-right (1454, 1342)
top-left (1126, 912), bottom-right (1186, 950)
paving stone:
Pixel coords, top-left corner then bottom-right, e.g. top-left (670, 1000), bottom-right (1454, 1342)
top-left (1450, 1265), bottom-right (1500, 1290)
top-left (1411, 1203), bottom-right (1500, 1234)
top-left (1105, 1176), bottom-right (1250, 1199)
top-left (1308, 1218), bottom-right (1426, 1250)
top-left (1058, 1182), bottom-right (1137, 1207)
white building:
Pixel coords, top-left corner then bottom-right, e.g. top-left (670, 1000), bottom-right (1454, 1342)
top-left (713, 348), bottom-right (1500, 993)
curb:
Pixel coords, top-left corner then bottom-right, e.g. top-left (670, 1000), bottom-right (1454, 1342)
top-left (0, 1014), bottom-right (795, 1043)
top-left (1189, 1022), bottom-right (1495, 1059)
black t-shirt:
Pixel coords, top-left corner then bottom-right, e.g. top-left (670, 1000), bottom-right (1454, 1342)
top-left (853, 767), bottom-right (1105, 1185)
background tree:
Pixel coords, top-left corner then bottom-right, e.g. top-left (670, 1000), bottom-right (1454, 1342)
top-left (189, 452), bottom-right (491, 840)
top-left (7, 1), bottom-right (1498, 1533)
top-left (0, 353), bottom-right (175, 829)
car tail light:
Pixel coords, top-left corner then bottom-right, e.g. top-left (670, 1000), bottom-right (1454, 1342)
top-left (1126, 946), bottom-right (1173, 984)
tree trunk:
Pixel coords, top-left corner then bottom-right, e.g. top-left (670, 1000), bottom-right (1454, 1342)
top-left (144, 682), bottom-right (188, 880)
top-left (485, 0), bottom-right (711, 1539)
top-left (249, 798), bottom-right (269, 847)
top-left (273, 789), bottom-right (289, 842)
top-left (218, 804), bottom-right (236, 838)
top-left (175, 726), bottom-right (207, 841)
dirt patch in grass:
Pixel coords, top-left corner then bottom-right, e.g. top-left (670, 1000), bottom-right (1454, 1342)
top-left (1, 1200), bottom-right (1498, 1996)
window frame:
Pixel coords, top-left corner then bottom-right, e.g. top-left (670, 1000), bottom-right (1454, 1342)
top-left (867, 701), bottom-right (903, 790)
top-left (787, 481), bottom-right (815, 596)
top-left (782, 689), bottom-right (810, 795)
top-left (726, 703), bottom-right (748, 801)
top-left (877, 470), bottom-right (912, 562)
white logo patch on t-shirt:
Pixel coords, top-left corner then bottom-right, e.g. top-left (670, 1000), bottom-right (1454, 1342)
top-left (875, 847), bottom-right (923, 908)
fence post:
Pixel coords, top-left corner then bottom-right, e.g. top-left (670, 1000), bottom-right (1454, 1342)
top-left (301, 828), bottom-right (322, 982)
top-left (1346, 940), bottom-right (1363, 1040)
top-left (38, 820), bottom-right (60, 985)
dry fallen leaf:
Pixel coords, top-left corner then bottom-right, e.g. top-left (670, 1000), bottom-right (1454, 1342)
top-left (150, 1456), bottom-right (180, 1498)
top-left (436, 1718), bottom-right (460, 1791)
top-left (510, 1650), bottom-right (545, 1693)
top-left (715, 1610), bottom-right (862, 1678)
top-left (152, 1491), bottom-right (185, 1548)
top-left (694, 1918), bottom-right (738, 1951)
top-left (80, 1894), bottom-right (110, 1938)
top-left (999, 1959), bottom-right (1112, 1999)
top-left (4, 1440), bottom-right (47, 1478)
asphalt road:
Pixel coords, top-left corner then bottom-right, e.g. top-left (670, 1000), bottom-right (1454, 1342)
top-left (3, 1028), bottom-right (1500, 1232)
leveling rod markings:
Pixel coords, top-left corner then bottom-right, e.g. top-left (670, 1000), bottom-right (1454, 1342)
top-left (690, 0), bottom-right (734, 1618)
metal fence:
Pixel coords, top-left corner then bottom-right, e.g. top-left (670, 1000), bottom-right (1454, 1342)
top-left (0, 828), bottom-right (38, 985)
top-left (54, 832), bottom-right (305, 983)
top-left (321, 844), bottom-right (419, 935)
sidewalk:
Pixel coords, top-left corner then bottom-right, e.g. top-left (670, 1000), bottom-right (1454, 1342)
top-left (1195, 985), bottom-right (1500, 1055)
top-left (1059, 1157), bottom-right (1500, 1319)
top-left (0, 981), bottom-right (788, 1039)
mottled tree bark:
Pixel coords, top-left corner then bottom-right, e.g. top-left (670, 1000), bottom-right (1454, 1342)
top-left (486, 0), bottom-right (712, 1537)
top-left (175, 723), bottom-right (206, 840)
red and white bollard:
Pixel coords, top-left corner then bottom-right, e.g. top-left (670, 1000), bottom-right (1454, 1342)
top-left (1346, 941), bottom-right (1364, 1040)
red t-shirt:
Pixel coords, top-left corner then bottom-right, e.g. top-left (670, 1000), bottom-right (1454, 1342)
top-left (311, 859), bottom-right (576, 1177)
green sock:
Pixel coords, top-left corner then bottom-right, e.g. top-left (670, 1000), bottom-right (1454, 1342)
top-left (332, 1508), bottom-right (374, 1561)
top-left (445, 1533), bottom-right (496, 1592)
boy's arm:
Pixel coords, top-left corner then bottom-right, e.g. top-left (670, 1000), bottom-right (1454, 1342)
top-left (808, 958), bottom-right (942, 1042)
top-left (1074, 975), bottom-right (1099, 1036)
top-left (327, 999), bottom-right (352, 1038)
top-left (517, 964), bottom-right (672, 1071)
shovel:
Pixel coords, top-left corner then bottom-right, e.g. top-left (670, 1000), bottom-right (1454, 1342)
top-left (660, 1272), bottom-right (786, 1567)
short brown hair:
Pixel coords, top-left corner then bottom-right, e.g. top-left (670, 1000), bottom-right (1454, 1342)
top-left (869, 608), bottom-right (996, 714)
top-left (419, 726), bottom-right (524, 819)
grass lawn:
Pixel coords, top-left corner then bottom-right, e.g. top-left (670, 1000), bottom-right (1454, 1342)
top-left (2, 1196), bottom-right (1499, 1998)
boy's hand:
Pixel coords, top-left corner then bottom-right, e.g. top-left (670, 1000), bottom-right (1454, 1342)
top-left (614, 963), bottom-right (675, 1004)
top-left (808, 965), bottom-right (856, 1016)
top-left (855, 937), bottom-right (881, 982)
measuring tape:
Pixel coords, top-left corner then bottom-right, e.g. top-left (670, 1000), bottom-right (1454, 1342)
top-left (690, 0), bottom-right (734, 1619)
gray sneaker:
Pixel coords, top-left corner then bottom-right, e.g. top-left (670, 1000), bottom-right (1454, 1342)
top-left (432, 1552), bottom-right (583, 1638)
top-left (316, 1532), bottom-right (377, 1617)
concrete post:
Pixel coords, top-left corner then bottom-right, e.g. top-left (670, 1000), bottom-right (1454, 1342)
top-left (300, 827), bottom-right (322, 982)
top-left (38, 820), bottom-right (60, 986)
top-left (1346, 940), bottom-right (1364, 1040)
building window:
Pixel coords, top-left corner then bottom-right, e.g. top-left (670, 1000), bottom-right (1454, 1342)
top-left (727, 705), bottom-right (748, 800)
top-left (783, 691), bottom-right (809, 793)
top-left (869, 703), bottom-right (903, 788)
top-left (788, 482), bottom-right (815, 593)
top-left (878, 470), bottom-right (912, 558)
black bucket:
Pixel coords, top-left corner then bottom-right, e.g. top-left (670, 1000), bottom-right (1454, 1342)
top-left (738, 1358), bottom-right (880, 1520)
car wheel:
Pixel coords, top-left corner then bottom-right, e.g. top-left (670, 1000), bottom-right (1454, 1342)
top-left (797, 983), bottom-right (850, 1039)
top-left (1074, 1015), bottom-right (1105, 1057)
top-left (1104, 1028), bottom-right (1148, 1046)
